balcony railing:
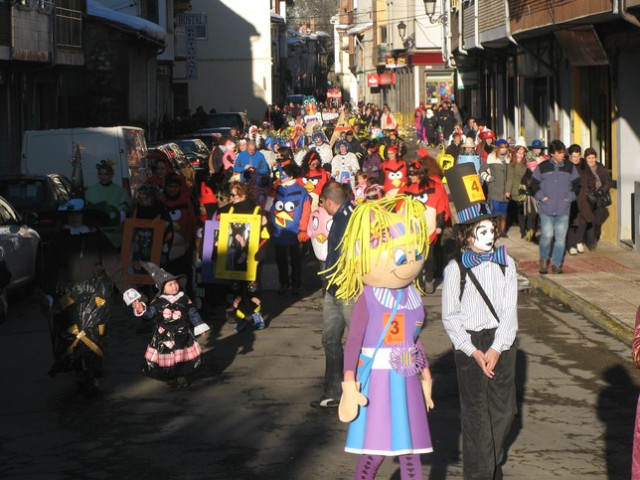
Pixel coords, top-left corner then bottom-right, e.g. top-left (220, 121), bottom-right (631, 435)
top-left (56, 6), bottom-right (83, 48)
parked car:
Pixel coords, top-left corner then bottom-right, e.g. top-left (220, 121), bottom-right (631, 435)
top-left (174, 138), bottom-right (209, 170)
top-left (184, 132), bottom-right (220, 150)
top-left (198, 112), bottom-right (250, 137)
top-left (0, 194), bottom-right (41, 294)
top-left (147, 144), bottom-right (196, 189)
top-left (0, 174), bottom-right (73, 244)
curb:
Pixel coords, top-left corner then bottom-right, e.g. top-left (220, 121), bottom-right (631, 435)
top-left (521, 271), bottom-right (633, 346)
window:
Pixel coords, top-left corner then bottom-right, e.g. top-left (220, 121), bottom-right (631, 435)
top-left (51, 176), bottom-right (71, 203)
top-left (0, 197), bottom-right (20, 225)
top-left (380, 26), bottom-right (387, 44)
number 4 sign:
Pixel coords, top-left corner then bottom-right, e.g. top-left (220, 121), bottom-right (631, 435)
top-left (462, 174), bottom-right (486, 203)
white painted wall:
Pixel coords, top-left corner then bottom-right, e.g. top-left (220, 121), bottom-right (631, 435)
top-left (174, 0), bottom-right (272, 120)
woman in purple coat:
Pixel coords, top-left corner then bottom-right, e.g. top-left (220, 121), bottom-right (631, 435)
top-left (325, 196), bottom-right (434, 480)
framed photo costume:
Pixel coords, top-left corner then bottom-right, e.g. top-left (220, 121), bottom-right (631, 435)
top-left (121, 218), bottom-right (164, 284)
top-left (215, 212), bottom-right (262, 281)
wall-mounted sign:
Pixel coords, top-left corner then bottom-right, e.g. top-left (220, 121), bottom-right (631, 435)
top-left (378, 72), bottom-right (396, 85)
top-left (385, 55), bottom-right (407, 69)
top-left (176, 13), bottom-right (208, 27)
top-left (367, 74), bottom-right (379, 87)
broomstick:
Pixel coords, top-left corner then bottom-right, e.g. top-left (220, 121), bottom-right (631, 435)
top-left (70, 142), bottom-right (86, 198)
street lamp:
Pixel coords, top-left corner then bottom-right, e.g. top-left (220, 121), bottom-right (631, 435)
top-left (397, 21), bottom-right (407, 40)
top-left (424, 0), bottom-right (436, 17)
top-left (423, 0), bottom-right (447, 24)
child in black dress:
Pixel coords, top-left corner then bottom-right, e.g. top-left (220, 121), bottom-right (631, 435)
top-left (127, 262), bottom-right (209, 388)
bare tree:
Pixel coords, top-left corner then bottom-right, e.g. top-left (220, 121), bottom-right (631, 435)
top-left (288, 0), bottom-right (339, 34)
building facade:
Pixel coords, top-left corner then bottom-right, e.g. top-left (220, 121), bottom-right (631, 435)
top-left (446, 0), bottom-right (640, 248)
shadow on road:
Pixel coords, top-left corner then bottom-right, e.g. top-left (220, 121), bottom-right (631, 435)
top-left (597, 364), bottom-right (637, 480)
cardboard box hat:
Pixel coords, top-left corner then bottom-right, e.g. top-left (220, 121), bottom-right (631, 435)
top-left (444, 162), bottom-right (496, 224)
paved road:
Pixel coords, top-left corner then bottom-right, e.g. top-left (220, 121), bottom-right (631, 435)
top-left (1, 260), bottom-right (639, 479)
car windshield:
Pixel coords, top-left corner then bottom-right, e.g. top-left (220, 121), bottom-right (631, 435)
top-left (0, 180), bottom-right (45, 209)
top-left (176, 141), bottom-right (195, 153)
top-left (203, 114), bottom-right (242, 129)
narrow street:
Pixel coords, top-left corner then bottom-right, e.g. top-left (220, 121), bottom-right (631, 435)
top-left (1, 257), bottom-right (638, 479)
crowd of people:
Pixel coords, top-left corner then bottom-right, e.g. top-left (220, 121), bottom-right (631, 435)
top-left (42, 94), bottom-right (615, 478)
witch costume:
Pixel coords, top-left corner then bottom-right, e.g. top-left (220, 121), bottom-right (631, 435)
top-left (133, 262), bottom-right (210, 381)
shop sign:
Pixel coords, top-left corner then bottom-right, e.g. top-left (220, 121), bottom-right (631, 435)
top-left (378, 72), bottom-right (396, 85)
top-left (367, 74), bottom-right (379, 87)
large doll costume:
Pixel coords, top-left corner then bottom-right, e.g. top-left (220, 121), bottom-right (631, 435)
top-left (325, 196), bottom-right (434, 480)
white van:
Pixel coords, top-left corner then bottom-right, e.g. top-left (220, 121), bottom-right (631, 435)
top-left (21, 126), bottom-right (150, 193)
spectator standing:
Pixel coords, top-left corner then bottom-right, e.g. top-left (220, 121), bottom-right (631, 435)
top-left (415, 105), bottom-right (426, 144)
top-left (505, 141), bottom-right (529, 238)
top-left (566, 144), bottom-right (595, 255)
top-left (479, 139), bottom-right (511, 236)
top-left (477, 130), bottom-right (496, 163)
top-left (584, 148), bottom-right (613, 251)
top-left (446, 131), bottom-right (463, 162)
top-left (423, 108), bottom-right (438, 147)
top-left (380, 104), bottom-right (398, 132)
top-left (531, 140), bottom-right (580, 274)
top-left (436, 101), bottom-right (456, 141)
top-left (463, 116), bottom-right (477, 140)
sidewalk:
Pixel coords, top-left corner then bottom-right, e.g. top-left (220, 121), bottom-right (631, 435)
top-left (410, 140), bottom-right (640, 344)
top-left (501, 230), bottom-right (640, 344)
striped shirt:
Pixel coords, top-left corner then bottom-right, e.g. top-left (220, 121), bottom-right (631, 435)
top-left (441, 255), bottom-right (518, 356)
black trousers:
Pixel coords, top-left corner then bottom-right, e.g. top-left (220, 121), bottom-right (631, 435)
top-left (275, 243), bottom-right (302, 290)
top-left (454, 329), bottom-right (517, 480)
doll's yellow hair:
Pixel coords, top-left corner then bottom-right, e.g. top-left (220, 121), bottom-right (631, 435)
top-left (324, 195), bottom-right (429, 301)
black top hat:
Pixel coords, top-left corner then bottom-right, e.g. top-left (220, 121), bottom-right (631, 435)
top-left (140, 261), bottom-right (186, 292)
top-left (444, 163), bottom-right (496, 224)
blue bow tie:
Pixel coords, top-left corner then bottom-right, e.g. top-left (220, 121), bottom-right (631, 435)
top-left (461, 245), bottom-right (508, 269)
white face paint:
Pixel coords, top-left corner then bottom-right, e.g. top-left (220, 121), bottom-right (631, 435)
top-left (472, 219), bottom-right (496, 252)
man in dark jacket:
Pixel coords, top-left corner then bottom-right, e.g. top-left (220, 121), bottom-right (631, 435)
top-left (531, 139), bottom-right (580, 274)
top-left (311, 181), bottom-right (354, 408)
top-left (436, 101), bottom-right (456, 141)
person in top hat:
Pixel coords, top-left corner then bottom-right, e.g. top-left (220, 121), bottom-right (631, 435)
top-left (441, 163), bottom-right (519, 480)
top-left (128, 261), bottom-right (210, 388)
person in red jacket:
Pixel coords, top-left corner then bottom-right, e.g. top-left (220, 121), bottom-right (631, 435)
top-left (405, 157), bottom-right (450, 293)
